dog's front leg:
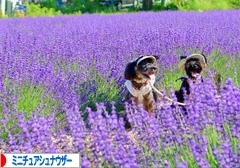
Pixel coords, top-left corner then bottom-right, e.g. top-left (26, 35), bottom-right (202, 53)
top-left (143, 92), bottom-right (154, 114)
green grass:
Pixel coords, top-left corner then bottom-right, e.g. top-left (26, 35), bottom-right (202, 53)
top-left (207, 53), bottom-right (240, 86)
top-left (0, 78), bottom-right (64, 141)
top-left (134, 123), bottom-right (239, 168)
top-left (77, 66), bottom-right (123, 115)
top-left (17, 85), bottom-right (44, 119)
top-left (24, 2), bottom-right (62, 17)
top-left (53, 58), bottom-right (124, 119)
top-left (223, 123), bottom-right (239, 154)
top-left (16, 83), bottom-right (62, 120)
top-left (203, 125), bottom-right (221, 168)
top-left (176, 0), bottom-right (237, 11)
top-left (137, 138), bottom-right (198, 168)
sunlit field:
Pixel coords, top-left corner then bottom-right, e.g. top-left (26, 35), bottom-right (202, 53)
top-left (0, 10), bottom-right (239, 167)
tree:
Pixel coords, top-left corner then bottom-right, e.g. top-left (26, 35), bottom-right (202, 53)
top-left (161, 0), bottom-right (165, 6)
top-left (171, 0), bottom-right (186, 9)
top-left (142, 0), bottom-right (153, 10)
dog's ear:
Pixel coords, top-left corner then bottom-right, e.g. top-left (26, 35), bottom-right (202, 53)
top-left (201, 54), bottom-right (207, 64)
top-left (124, 61), bottom-right (137, 80)
top-left (180, 55), bottom-right (187, 60)
top-left (152, 55), bottom-right (159, 60)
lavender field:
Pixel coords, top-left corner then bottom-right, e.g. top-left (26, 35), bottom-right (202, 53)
top-left (0, 10), bottom-right (240, 167)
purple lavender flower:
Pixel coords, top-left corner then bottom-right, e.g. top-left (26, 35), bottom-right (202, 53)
top-left (0, 10), bottom-right (240, 168)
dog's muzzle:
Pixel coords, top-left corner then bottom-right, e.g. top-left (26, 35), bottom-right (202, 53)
top-left (143, 66), bottom-right (158, 78)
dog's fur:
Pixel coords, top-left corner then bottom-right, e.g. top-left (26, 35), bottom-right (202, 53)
top-left (123, 56), bottom-right (159, 128)
top-left (175, 57), bottom-right (206, 104)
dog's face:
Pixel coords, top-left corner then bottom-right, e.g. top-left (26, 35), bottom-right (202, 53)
top-left (124, 56), bottom-right (159, 81)
top-left (135, 58), bottom-right (158, 79)
top-left (185, 58), bottom-right (203, 80)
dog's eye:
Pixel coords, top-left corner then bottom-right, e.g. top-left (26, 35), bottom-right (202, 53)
top-left (142, 65), bottom-right (148, 71)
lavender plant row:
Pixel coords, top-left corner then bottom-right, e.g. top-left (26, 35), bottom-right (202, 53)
top-left (0, 10), bottom-right (239, 167)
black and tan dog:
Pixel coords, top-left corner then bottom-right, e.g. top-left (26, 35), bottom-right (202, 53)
top-left (123, 55), bottom-right (159, 128)
top-left (124, 55), bottom-right (159, 113)
top-left (175, 53), bottom-right (207, 104)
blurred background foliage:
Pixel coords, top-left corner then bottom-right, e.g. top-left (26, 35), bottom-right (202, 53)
top-left (0, 0), bottom-right (240, 18)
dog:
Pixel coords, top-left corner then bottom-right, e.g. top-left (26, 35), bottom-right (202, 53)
top-left (175, 53), bottom-right (207, 104)
top-left (123, 55), bottom-right (159, 129)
